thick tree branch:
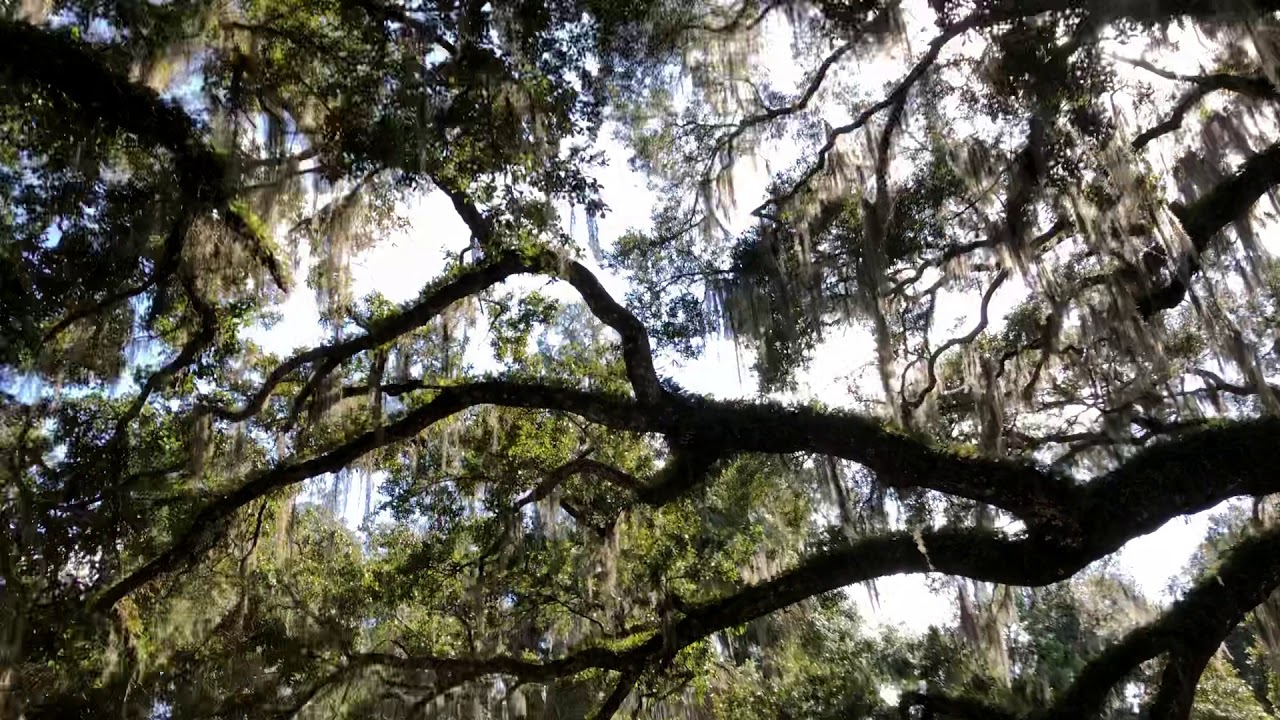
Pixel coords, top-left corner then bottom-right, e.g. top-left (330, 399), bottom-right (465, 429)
top-left (1126, 60), bottom-right (1278, 150)
top-left (1132, 84), bottom-right (1218, 151)
top-left (115, 384), bottom-right (1280, 610)
top-left (99, 375), bottom-right (1280, 710)
top-left (1139, 142), bottom-right (1280, 316)
top-left (322, 519), bottom-right (1280, 716)
top-left (591, 666), bottom-right (644, 720)
top-left (899, 691), bottom-right (1018, 720)
top-left (94, 381), bottom-right (652, 609)
top-left (1043, 525), bottom-right (1280, 719)
top-left (0, 21), bottom-right (228, 206)
top-left (394, 509), bottom-right (1280, 717)
top-left (1147, 643), bottom-right (1218, 720)
top-left (1189, 366), bottom-right (1280, 398)
top-left (5, 20), bottom-right (289, 345)
top-left (560, 262), bottom-right (667, 406)
top-left (434, 172), bottom-right (667, 406)
top-left (1119, 56), bottom-right (1278, 98)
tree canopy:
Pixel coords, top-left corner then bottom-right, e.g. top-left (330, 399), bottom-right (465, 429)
top-left (5, 0), bottom-right (1280, 717)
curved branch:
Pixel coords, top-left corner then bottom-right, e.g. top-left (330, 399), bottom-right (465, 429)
top-left (42, 210), bottom-right (195, 344)
top-left (93, 381), bottom-right (652, 610)
top-left (1189, 366), bottom-right (1280, 398)
top-left (1118, 55), bottom-right (1278, 98)
top-left (433, 174), bottom-right (666, 405)
top-left (1131, 84), bottom-right (1217, 150)
top-left (203, 252), bottom-right (548, 422)
top-left (92, 365), bottom-right (1280, 719)
top-left (902, 269), bottom-right (1009, 416)
top-left (215, 250), bottom-right (666, 423)
top-left (752, 14), bottom-right (983, 218)
top-left (100, 361), bottom-right (1280, 612)
top-left (336, 520), bottom-right (1280, 717)
top-left (714, 41), bottom-right (857, 156)
top-left (1128, 62), bottom-right (1277, 150)
top-left (1138, 142), bottom-right (1280, 316)
top-left (561, 261), bottom-right (666, 405)
top-left (1044, 525), bottom-right (1280, 719)
top-left (59, 271), bottom-right (219, 504)
top-left (591, 665), bottom-right (644, 720)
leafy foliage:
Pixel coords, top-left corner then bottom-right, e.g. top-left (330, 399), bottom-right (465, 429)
top-left (6, 0), bottom-right (1280, 718)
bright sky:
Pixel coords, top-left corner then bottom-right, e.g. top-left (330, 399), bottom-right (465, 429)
top-left (245, 5), bottom-right (1250, 635)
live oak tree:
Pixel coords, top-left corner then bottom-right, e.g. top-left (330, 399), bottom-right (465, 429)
top-left (6, 0), bottom-right (1280, 717)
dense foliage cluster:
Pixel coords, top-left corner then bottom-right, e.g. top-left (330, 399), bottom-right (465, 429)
top-left (5, 0), bottom-right (1280, 717)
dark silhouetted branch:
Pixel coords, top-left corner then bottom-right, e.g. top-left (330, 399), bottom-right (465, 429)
top-left (899, 691), bottom-right (1018, 719)
top-left (591, 665), bottom-right (644, 720)
top-left (753, 14), bottom-right (984, 218)
top-left (1139, 142), bottom-right (1280, 316)
top-left (1044, 525), bottom-right (1280, 719)
top-left (902, 269), bottom-right (1009, 416)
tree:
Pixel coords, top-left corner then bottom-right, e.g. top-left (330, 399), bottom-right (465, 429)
top-left (5, 0), bottom-right (1280, 717)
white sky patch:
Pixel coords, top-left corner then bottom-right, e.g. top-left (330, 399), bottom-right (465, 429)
top-left (879, 682), bottom-right (904, 706)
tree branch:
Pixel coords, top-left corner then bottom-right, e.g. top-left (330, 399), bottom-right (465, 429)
top-left (714, 41), bottom-right (857, 156)
top-left (1044, 525), bottom-right (1280, 719)
top-left (0, 21), bottom-right (228, 206)
top-left (1132, 84), bottom-right (1218, 151)
top-left (899, 691), bottom-right (1019, 719)
top-left (1118, 55), bottom-right (1278, 99)
top-left (98, 373), bottom-right (1280, 683)
top-left (591, 665), bottom-right (644, 720)
top-left (203, 251), bottom-right (549, 422)
top-left (753, 14), bottom-right (983, 218)
top-left (902, 269), bottom-right (1009, 416)
top-left (1138, 142), bottom-right (1280, 316)
top-left (98, 379), bottom-right (1280, 710)
top-left (1127, 61), bottom-right (1277, 150)
top-left (560, 261), bottom-right (667, 406)
top-left (6, 20), bottom-right (289, 343)
top-left (314, 518), bottom-right (1280, 716)
top-left (435, 170), bottom-right (667, 406)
